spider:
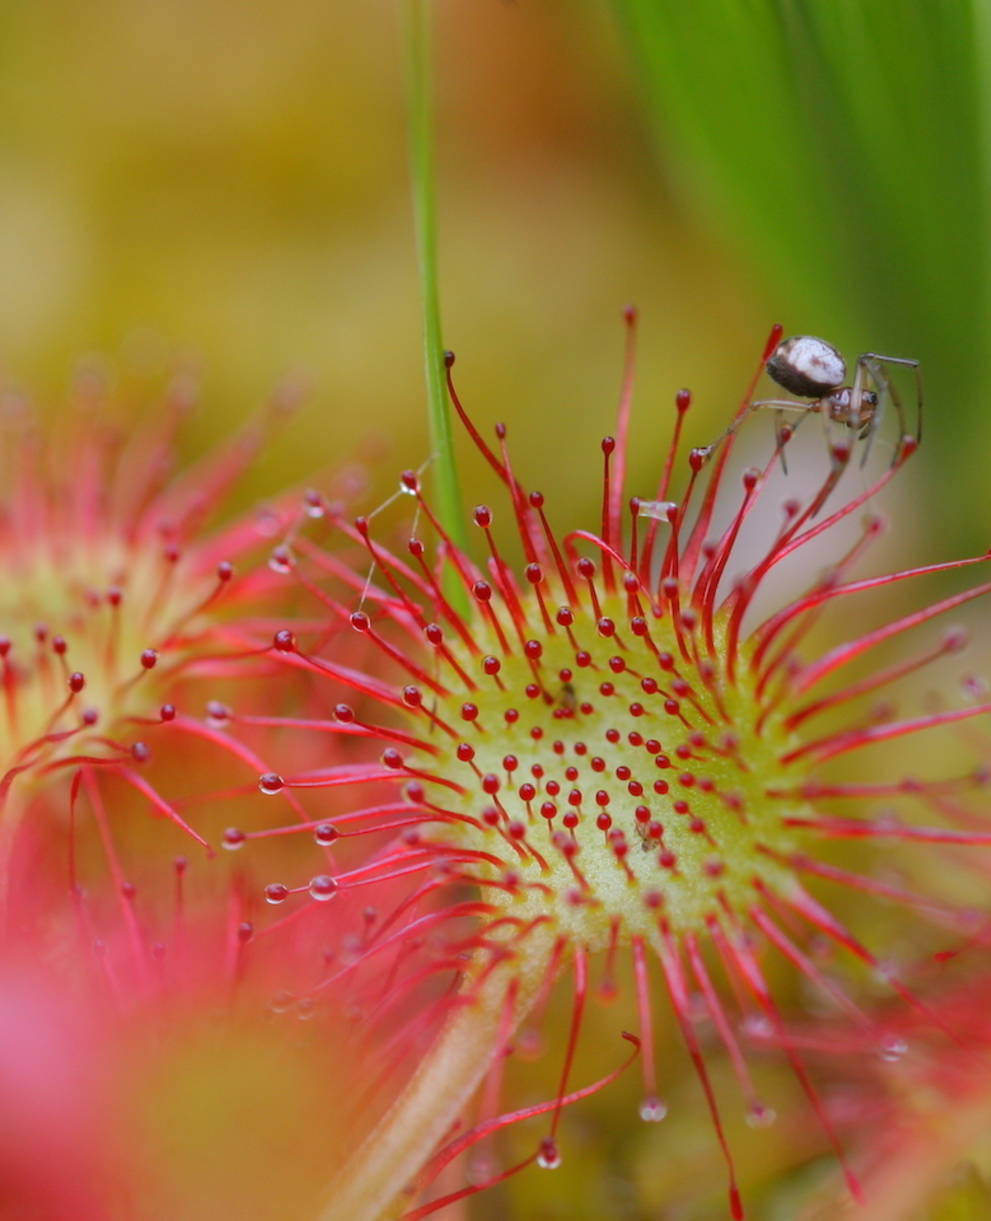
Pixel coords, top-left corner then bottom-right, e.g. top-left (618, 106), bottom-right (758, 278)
top-left (714, 335), bottom-right (923, 468)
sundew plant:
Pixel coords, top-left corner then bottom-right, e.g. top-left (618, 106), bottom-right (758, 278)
top-left (3, 3), bottom-right (991, 1221)
top-left (249, 316), bottom-right (991, 1220)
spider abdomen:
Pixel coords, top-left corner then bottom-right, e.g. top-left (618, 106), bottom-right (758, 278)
top-left (767, 334), bottom-right (846, 397)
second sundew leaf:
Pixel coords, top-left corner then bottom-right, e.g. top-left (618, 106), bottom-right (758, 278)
top-left (614, 0), bottom-right (988, 454)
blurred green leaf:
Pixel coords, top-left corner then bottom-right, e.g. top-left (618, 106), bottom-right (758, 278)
top-left (615, 0), bottom-right (989, 527)
top-left (407, 0), bottom-right (468, 581)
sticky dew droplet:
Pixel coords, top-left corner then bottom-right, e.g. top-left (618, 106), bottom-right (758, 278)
top-left (308, 875), bottom-right (338, 902)
top-left (466, 1154), bottom-right (498, 1187)
top-left (221, 827), bottom-right (246, 851)
top-left (268, 546), bottom-right (295, 575)
top-left (746, 1101), bottom-right (777, 1128)
top-left (639, 1096), bottom-right (668, 1123)
top-left (270, 991), bottom-right (295, 1014)
top-left (303, 490), bottom-right (326, 518)
top-left (636, 499), bottom-right (678, 522)
top-left (536, 1138), bottom-right (561, 1170)
top-left (878, 1035), bottom-right (909, 1063)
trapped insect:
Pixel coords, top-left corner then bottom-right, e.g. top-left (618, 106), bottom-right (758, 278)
top-left (710, 334), bottom-right (923, 468)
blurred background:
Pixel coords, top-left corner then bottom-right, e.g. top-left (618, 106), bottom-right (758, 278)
top-left (2, 2), bottom-right (989, 1217)
top-left (6, 0), bottom-right (985, 548)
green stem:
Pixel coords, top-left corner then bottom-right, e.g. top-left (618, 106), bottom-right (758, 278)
top-left (406, 0), bottom-right (469, 610)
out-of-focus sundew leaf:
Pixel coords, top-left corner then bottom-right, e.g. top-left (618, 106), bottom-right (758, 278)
top-left (614, 0), bottom-right (989, 535)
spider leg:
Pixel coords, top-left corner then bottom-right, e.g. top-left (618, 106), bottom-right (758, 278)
top-left (770, 406), bottom-right (810, 475)
top-left (854, 355), bottom-right (884, 468)
top-left (862, 352), bottom-right (923, 455)
top-left (700, 398), bottom-right (809, 463)
top-left (815, 399), bottom-right (848, 476)
top-left (840, 353), bottom-right (873, 468)
top-left (750, 400), bottom-right (812, 413)
top-left (754, 400), bottom-right (814, 476)
top-left (774, 409), bottom-right (790, 475)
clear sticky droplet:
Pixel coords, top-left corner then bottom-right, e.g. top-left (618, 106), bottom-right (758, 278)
top-left (636, 499), bottom-right (678, 521)
top-left (741, 1015), bottom-right (773, 1040)
top-left (308, 875), bottom-right (338, 902)
top-left (874, 960), bottom-right (900, 985)
top-left (746, 1101), bottom-right (777, 1128)
top-left (255, 508), bottom-right (282, 539)
top-left (270, 990), bottom-right (295, 1014)
top-left (268, 546), bottom-right (295, 574)
top-left (536, 1139), bottom-right (561, 1170)
top-left (206, 700), bottom-right (231, 729)
top-left (303, 490), bottom-right (326, 518)
top-left (466, 1154), bottom-right (497, 1187)
top-left (878, 1035), bottom-right (908, 1063)
top-left (638, 1096), bottom-right (668, 1123)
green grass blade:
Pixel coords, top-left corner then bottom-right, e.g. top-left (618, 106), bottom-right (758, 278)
top-left (406, 0), bottom-right (469, 594)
